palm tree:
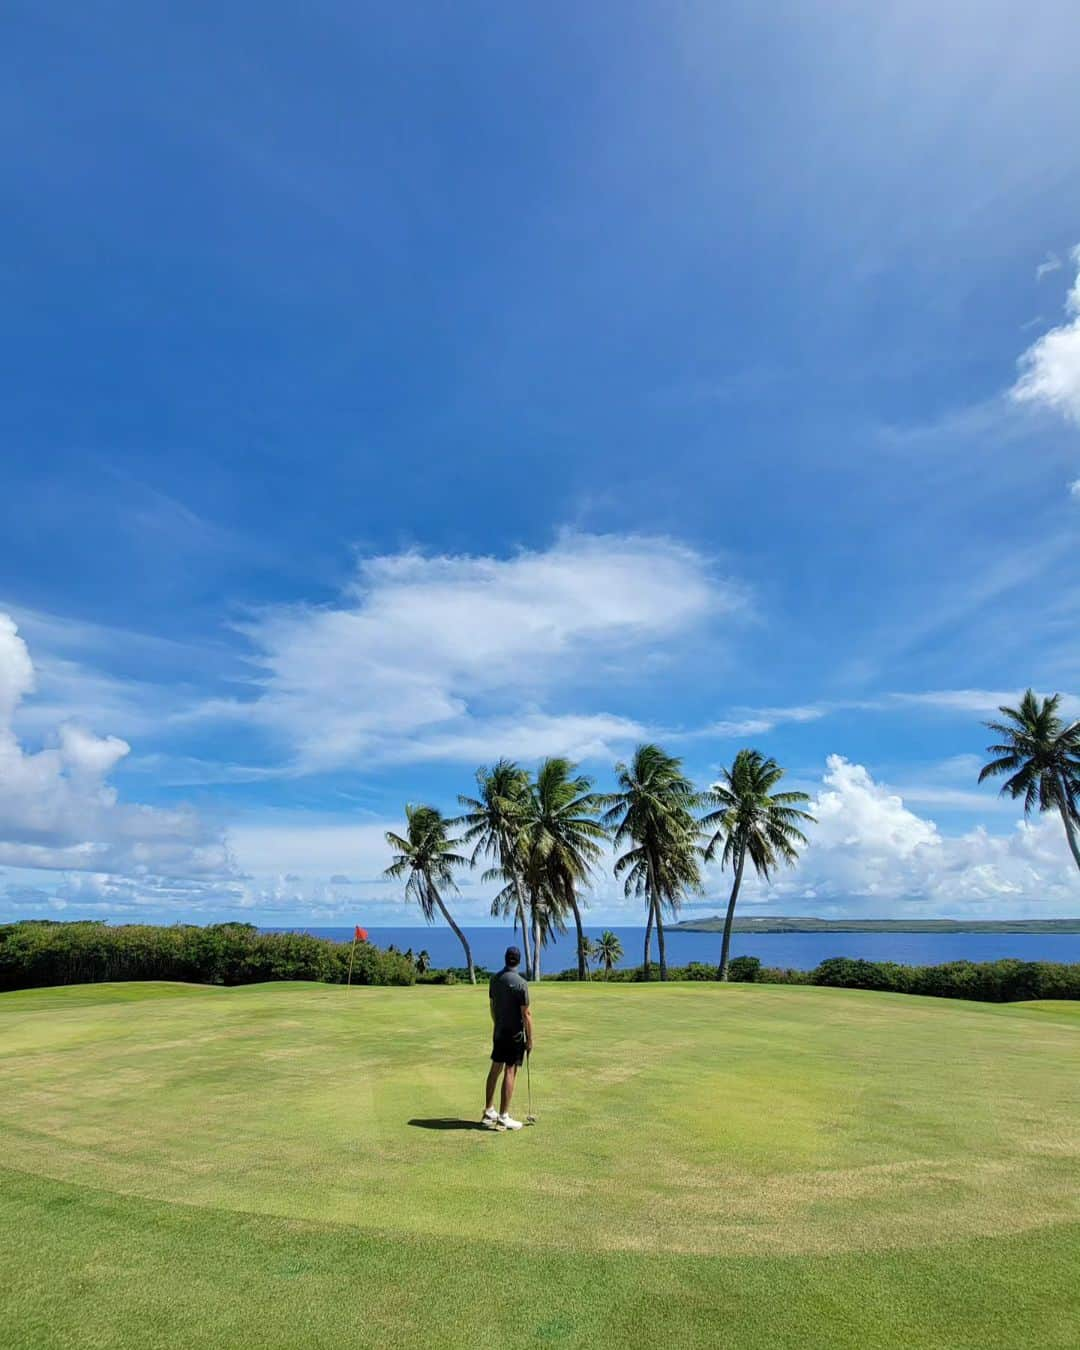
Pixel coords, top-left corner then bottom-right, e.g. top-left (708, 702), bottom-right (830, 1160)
top-left (978, 690), bottom-right (1080, 874)
top-left (523, 758), bottom-right (608, 980)
top-left (702, 750), bottom-right (814, 981)
top-left (601, 744), bottom-right (703, 980)
top-left (595, 929), bottom-right (623, 979)
top-left (384, 805), bottom-right (475, 984)
top-left (515, 871), bottom-right (564, 981)
top-left (457, 759), bottom-right (534, 976)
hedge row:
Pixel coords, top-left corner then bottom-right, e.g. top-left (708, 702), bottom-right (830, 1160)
top-left (556, 954), bottom-right (1080, 1001)
top-left (805, 955), bottom-right (1080, 1001)
top-left (0, 921), bottom-right (416, 991)
top-left (4, 923), bottom-right (1077, 1003)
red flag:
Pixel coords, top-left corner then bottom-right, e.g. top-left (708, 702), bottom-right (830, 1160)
top-left (354, 926), bottom-right (368, 942)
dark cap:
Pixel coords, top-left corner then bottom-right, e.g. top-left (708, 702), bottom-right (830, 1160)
top-left (504, 946), bottom-right (521, 968)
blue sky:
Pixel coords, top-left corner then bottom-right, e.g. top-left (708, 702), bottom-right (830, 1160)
top-left (2, 2), bottom-right (1080, 924)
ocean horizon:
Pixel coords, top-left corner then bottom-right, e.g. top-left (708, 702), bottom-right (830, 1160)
top-left (263, 925), bottom-right (1080, 973)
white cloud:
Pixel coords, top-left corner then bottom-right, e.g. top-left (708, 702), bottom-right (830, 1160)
top-left (1012, 244), bottom-right (1080, 423)
top-left (687, 705), bottom-right (830, 739)
top-left (1036, 252), bottom-right (1062, 282)
top-left (890, 688), bottom-right (1080, 718)
top-left (221, 754), bottom-right (1080, 924)
top-left (381, 712), bottom-right (652, 766)
top-left (0, 614), bottom-right (236, 904)
top-left (200, 532), bottom-right (745, 771)
top-left (0, 600), bottom-right (237, 742)
top-left (1070, 479), bottom-right (1080, 500)
top-left (743, 756), bottom-right (1080, 916)
top-left (229, 818), bottom-right (391, 880)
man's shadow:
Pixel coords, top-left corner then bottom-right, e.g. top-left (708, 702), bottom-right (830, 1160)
top-left (408, 1117), bottom-right (490, 1132)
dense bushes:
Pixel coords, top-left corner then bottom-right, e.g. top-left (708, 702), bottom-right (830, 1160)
top-left (416, 966), bottom-right (490, 985)
top-left (0, 921), bottom-right (415, 992)
top-left (808, 956), bottom-right (1080, 1002)
top-left (727, 956), bottom-right (763, 982)
top-left (4, 923), bottom-right (1078, 1003)
top-left (552, 961), bottom-right (731, 982)
top-left (549, 953), bottom-right (1079, 1000)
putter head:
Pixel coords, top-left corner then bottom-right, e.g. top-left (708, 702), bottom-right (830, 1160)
top-left (525, 1113), bottom-right (537, 1125)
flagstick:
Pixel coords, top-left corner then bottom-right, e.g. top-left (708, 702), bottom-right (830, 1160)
top-left (347, 935), bottom-right (357, 989)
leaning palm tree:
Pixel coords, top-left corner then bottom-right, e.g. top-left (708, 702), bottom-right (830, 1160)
top-left (978, 690), bottom-right (1080, 874)
top-left (384, 804), bottom-right (475, 984)
top-left (601, 744), bottom-right (703, 980)
top-left (457, 759), bottom-right (534, 976)
top-left (523, 758), bottom-right (608, 980)
top-left (702, 750), bottom-right (814, 981)
top-left (595, 929), bottom-right (623, 979)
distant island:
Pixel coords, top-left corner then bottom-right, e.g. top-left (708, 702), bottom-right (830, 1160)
top-left (670, 915), bottom-right (1080, 934)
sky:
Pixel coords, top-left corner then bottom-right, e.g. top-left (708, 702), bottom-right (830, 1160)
top-left (2, 2), bottom-right (1080, 926)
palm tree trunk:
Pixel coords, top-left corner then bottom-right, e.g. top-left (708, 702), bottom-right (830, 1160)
top-left (515, 885), bottom-right (533, 980)
top-left (531, 900), bottom-right (541, 981)
top-left (646, 854), bottom-right (667, 981)
top-left (431, 886), bottom-right (475, 985)
top-left (718, 845), bottom-right (746, 981)
top-left (1056, 773), bottom-right (1080, 874)
top-left (654, 898), bottom-right (668, 981)
top-left (501, 829), bottom-right (532, 977)
top-left (567, 882), bottom-right (586, 981)
top-left (642, 902), bottom-right (654, 976)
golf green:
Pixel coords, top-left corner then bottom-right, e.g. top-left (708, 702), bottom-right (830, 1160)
top-left (2, 981), bottom-right (1078, 1348)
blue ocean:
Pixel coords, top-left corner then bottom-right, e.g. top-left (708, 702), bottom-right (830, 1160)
top-left (266, 925), bottom-right (1080, 972)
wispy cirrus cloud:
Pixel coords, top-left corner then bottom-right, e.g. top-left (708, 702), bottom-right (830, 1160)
top-left (677, 705), bottom-right (831, 740)
top-left (1035, 252), bottom-right (1062, 282)
top-left (889, 689), bottom-right (1080, 719)
top-left (194, 532), bottom-right (749, 772)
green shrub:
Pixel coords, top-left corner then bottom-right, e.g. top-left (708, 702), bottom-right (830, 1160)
top-left (808, 956), bottom-right (1080, 1002)
top-left (727, 956), bottom-right (761, 982)
top-left (683, 962), bottom-right (718, 980)
top-left (758, 966), bottom-right (813, 985)
top-left (540, 953), bottom-right (1080, 1000)
top-left (0, 921), bottom-right (414, 992)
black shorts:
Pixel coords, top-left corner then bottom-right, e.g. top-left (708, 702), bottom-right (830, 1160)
top-left (491, 1033), bottom-right (525, 1067)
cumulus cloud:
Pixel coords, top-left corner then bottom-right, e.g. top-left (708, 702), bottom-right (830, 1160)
top-left (743, 756), bottom-right (1080, 916)
top-left (223, 755), bottom-right (1080, 923)
top-left (0, 614), bottom-right (236, 902)
top-left (200, 532), bottom-right (745, 771)
top-left (4, 871), bottom-right (242, 919)
top-left (1070, 479), bottom-right (1080, 500)
top-left (1012, 244), bottom-right (1080, 423)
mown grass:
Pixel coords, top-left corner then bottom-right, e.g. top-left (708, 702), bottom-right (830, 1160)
top-left (2, 980), bottom-right (1078, 1348)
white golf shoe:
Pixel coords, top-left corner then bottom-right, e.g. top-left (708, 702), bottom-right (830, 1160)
top-left (498, 1113), bottom-right (524, 1131)
top-left (482, 1107), bottom-right (499, 1127)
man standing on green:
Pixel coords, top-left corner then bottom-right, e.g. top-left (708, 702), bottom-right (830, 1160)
top-left (482, 946), bottom-right (533, 1131)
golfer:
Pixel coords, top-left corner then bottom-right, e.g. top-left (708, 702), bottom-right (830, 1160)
top-left (482, 946), bottom-right (533, 1131)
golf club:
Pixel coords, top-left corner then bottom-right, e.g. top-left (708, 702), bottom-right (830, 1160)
top-left (525, 1050), bottom-right (537, 1124)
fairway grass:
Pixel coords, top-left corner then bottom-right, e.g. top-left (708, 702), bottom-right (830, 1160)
top-left (2, 982), bottom-right (1078, 1348)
